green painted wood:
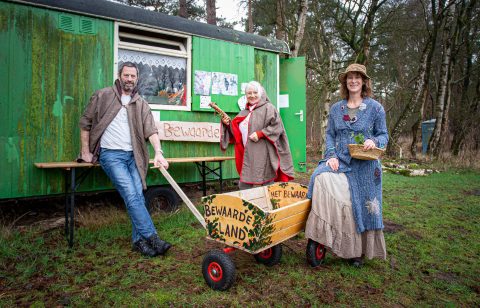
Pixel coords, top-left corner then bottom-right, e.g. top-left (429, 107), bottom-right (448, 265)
top-left (191, 37), bottom-right (255, 114)
top-left (254, 49), bottom-right (277, 106)
top-left (280, 57), bottom-right (307, 172)
top-left (0, 2), bottom-right (114, 199)
top-left (0, 3), bottom-right (286, 200)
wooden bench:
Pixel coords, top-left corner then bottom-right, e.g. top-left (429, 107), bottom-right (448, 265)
top-left (35, 156), bottom-right (234, 247)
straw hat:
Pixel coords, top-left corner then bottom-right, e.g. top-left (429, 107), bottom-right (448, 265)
top-left (338, 63), bottom-right (370, 83)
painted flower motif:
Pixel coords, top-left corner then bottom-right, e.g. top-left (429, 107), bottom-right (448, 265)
top-left (374, 167), bottom-right (381, 178)
top-left (359, 102), bottom-right (367, 110)
top-left (366, 197), bottom-right (380, 216)
top-left (343, 115), bottom-right (350, 121)
top-left (350, 116), bottom-right (358, 123)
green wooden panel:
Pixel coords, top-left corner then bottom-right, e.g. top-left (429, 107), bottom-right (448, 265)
top-left (0, 2), bottom-right (114, 199)
top-left (191, 37), bottom-right (255, 114)
top-left (254, 49), bottom-right (277, 106)
top-left (280, 57), bottom-right (307, 172)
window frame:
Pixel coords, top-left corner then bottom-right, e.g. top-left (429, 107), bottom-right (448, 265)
top-left (114, 22), bottom-right (192, 111)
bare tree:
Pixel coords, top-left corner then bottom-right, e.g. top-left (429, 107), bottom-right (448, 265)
top-left (247, 0), bottom-right (254, 33)
top-left (428, 1), bottom-right (456, 157)
top-left (179, 0), bottom-right (188, 18)
top-left (290, 0), bottom-right (309, 57)
top-left (206, 0), bottom-right (216, 25)
top-left (276, 0), bottom-right (286, 40)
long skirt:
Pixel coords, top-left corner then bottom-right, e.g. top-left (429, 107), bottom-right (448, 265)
top-left (305, 172), bottom-right (386, 260)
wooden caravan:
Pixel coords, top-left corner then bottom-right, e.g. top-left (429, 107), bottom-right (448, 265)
top-left (202, 182), bottom-right (310, 254)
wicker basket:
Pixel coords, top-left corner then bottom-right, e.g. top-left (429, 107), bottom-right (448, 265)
top-left (348, 144), bottom-right (385, 160)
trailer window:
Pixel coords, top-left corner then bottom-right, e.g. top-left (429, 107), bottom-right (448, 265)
top-left (115, 23), bottom-right (191, 111)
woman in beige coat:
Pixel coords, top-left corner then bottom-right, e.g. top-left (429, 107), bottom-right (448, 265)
top-left (220, 81), bottom-right (294, 190)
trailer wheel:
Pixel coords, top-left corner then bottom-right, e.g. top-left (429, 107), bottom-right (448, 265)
top-left (144, 186), bottom-right (179, 213)
top-left (254, 244), bottom-right (282, 266)
top-left (306, 239), bottom-right (326, 267)
top-left (202, 250), bottom-right (236, 291)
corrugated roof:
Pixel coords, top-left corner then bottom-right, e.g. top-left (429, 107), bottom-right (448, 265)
top-left (6, 0), bottom-right (290, 54)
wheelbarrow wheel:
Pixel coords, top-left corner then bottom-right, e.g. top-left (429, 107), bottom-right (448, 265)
top-left (202, 250), bottom-right (236, 291)
top-left (254, 244), bottom-right (282, 266)
top-left (306, 239), bottom-right (326, 267)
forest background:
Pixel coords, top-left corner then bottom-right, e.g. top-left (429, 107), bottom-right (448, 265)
top-left (115, 0), bottom-right (479, 164)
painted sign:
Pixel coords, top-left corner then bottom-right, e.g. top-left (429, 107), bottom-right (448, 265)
top-left (156, 121), bottom-right (220, 142)
top-left (268, 183), bottom-right (308, 209)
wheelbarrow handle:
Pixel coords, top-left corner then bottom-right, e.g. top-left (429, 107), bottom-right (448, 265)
top-left (155, 166), bottom-right (207, 228)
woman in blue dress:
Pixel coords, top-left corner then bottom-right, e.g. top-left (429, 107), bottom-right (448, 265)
top-left (305, 63), bottom-right (389, 267)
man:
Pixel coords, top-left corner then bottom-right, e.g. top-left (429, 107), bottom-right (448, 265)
top-left (79, 62), bottom-right (171, 257)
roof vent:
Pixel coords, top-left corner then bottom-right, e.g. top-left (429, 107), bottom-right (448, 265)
top-left (58, 15), bottom-right (74, 32)
top-left (80, 18), bottom-right (96, 34)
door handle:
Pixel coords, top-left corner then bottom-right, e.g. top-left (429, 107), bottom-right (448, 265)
top-left (295, 110), bottom-right (304, 122)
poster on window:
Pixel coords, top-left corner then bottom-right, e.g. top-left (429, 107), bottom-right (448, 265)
top-left (118, 49), bottom-right (187, 106)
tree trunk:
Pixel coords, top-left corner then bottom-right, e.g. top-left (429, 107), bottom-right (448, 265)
top-left (451, 0), bottom-right (475, 155)
top-left (179, 0), bottom-right (188, 18)
top-left (358, 0), bottom-right (380, 66)
top-left (247, 0), bottom-right (254, 33)
top-left (290, 0), bottom-right (308, 57)
top-left (387, 42), bottom-right (432, 156)
top-left (206, 0), bottom-right (216, 25)
top-left (275, 0), bottom-right (285, 40)
top-left (428, 2), bottom-right (455, 157)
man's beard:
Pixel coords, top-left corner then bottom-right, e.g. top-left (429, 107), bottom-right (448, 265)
top-left (120, 79), bottom-right (137, 93)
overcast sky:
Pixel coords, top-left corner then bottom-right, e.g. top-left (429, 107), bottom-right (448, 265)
top-left (215, 0), bottom-right (246, 31)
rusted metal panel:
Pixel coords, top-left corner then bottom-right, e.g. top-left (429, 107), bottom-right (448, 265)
top-left (255, 49), bottom-right (278, 106)
top-left (0, 2), bottom-right (114, 198)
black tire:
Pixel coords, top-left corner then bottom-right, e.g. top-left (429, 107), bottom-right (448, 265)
top-left (202, 250), bottom-right (236, 291)
top-left (306, 239), bottom-right (327, 267)
top-left (144, 186), bottom-right (179, 213)
top-left (253, 244), bottom-right (282, 266)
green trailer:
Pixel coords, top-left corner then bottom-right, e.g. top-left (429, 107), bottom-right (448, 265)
top-left (0, 0), bottom-right (306, 204)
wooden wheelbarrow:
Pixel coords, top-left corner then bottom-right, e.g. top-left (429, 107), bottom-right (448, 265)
top-left (156, 166), bottom-right (327, 291)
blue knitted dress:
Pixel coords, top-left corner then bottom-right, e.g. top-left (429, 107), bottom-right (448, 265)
top-left (307, 97), bottom-right (389, 233)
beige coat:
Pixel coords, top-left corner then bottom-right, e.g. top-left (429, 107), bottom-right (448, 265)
top-left (79, 83), bottom-right (157, 189)
top-left (221, 98), bottom-right (294, 184)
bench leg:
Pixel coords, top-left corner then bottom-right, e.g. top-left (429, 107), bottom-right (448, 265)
top-left (68, 168), bottom-right (75, 248)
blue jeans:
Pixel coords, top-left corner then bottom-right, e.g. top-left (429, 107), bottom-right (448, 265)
top-left (99, 148), bottom-right (157, 243)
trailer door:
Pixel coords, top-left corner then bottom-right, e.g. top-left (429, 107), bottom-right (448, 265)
top-left (279, 57), bottom-right (306, 173)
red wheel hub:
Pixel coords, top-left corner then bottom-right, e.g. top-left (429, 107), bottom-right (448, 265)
top-left (207, 262), bottom-right (223, 282)
top-left (316, 245), bottom-right (325, 260)
top-left (259, 248), bottom-right (273, 259)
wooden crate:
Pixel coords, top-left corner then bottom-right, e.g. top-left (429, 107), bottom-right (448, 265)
top-left (202, 182), bottom-right (310, 254)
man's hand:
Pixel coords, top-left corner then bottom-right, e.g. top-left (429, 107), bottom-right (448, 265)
top-left (249, 132), bottom-right (259, 142)
top-left (363, 139), bottom-right (376, 150)
top-left (81, 151), bottom-right (94, 163)
top-left (326, 157), bottom-right (339, 171)
top-left (154, 152), bottom-right (169, 169)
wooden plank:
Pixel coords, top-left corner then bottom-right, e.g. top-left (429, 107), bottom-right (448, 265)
top-left (267, 199), bottom-right (311, 220)
top-left (269, 210), bottom-right (310, 232)
top-left (35, 156), bottom-right (234, 169)
top-left (269, 221), bottom-right (306, 245)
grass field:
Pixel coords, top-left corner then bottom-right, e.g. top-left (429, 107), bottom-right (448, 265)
top-left (1, 167), bottom-right (479, 306)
